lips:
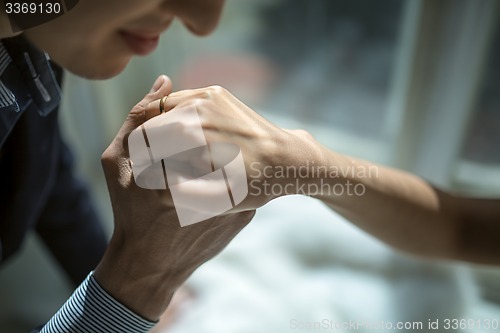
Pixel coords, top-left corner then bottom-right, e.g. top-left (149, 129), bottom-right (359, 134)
top-left (120, 30), bottom-right (160, 56)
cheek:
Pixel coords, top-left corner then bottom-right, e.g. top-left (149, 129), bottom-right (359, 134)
top-left (59, 34), bottom-right (133, 79)
top-left (25, 20), bottom-right (132, 79)
top-left (23, 0), bottom-right (159, 79)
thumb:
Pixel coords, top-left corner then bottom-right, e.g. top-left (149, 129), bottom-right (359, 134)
top-left (119, 75), bottom-right (173, 138)
top-left (109, 75), bottom-right (172, 158)
top-left (149, 74), bottom-right (170, 93)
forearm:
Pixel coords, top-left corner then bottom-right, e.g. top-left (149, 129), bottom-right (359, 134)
top-left (311, 150), bottom-right (459, 260)
top-left (278, 133), bottom-right (500, 265)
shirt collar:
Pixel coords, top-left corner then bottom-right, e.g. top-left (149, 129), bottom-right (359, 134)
top-left (0, 35), bottom-right (61, 148)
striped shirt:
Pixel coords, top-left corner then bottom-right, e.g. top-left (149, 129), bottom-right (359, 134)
top-left (39, 273), bottom-right (156, 333)
top-left (1, 37), bottom-right (157, 333)
top-left (0, 43), bottom-right (16, 109)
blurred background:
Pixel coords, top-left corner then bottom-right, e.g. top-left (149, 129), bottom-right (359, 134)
top-left (1, 0), bottom-right (500, 332)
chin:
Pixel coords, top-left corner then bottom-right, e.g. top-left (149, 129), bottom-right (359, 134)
top-left (62, 56), bottom-right (131, 80)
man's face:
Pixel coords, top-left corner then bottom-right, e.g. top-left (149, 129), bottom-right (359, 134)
top-left (23, 0), bottom-right (225, 79)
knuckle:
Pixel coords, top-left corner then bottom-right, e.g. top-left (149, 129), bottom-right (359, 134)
top-left (192, 98), bottom-right (207, 109)
top-left (208, 85), bottom-right (226, 96)
top-left (197, 85), bottom-right (226, 100)
top-left (296, 129), bottom-right (314, 140)
top-left (145, 93), bottom-right (157, 103)
top-left (198, 90), bottom-right (212, 99)
top-left (100, 150), bottom-right (114, 168)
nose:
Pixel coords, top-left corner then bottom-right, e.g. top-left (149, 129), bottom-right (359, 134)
top-left (162, 0), bottom-right (225, 36)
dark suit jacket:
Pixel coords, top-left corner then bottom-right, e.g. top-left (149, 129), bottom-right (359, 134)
top-left (0, 35), bottom-right (107, 307)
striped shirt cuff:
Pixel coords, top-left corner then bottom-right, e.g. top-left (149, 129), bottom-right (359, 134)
top-left (40, 272), bottom-right (157, 333)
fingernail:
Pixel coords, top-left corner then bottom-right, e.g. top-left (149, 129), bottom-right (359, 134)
top-left (151, 75), bottom-right (164, 92)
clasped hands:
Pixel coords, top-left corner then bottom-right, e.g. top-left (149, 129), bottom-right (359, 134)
top-left (94, 75), bottom-right (322, 321)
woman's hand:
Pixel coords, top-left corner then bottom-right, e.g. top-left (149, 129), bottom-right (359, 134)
top-left (145, 85), bottom-right (324, 212)
top-left (94, 77), bottom-right (255, 321)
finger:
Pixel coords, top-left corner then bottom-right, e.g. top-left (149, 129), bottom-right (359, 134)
top-left (154, 86), bottom-right (250, 118)
top-left (153, 86), bottom-right (228, 112)
top-left (145, 98), bottom-right (169, 121)
top-left (104, 75), bottom-right (172, 161)
top-left (118, 75), bottom-right (173, 138)
top-left (144, 89), bottom-right (204, 120)
top-left (160, 94), bottom-right (194, 113)
top-left (150, 75), bottom-right (167, 93)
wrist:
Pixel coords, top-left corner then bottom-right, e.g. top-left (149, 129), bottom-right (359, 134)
top-left (277, 132), bottom-right (367, 200)
top-left (93, 233), bottom-right (182, 321)
top-left (246, 129), bottom-right (327, 200)
top-left (278, 129), bottom-right (331, 197)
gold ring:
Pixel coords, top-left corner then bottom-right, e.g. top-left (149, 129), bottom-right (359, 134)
top-left (159, 96), bottom-right (168, 114)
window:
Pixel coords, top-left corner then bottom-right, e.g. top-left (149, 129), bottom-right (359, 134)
top-left (454, 15), bottom-right (500, 194)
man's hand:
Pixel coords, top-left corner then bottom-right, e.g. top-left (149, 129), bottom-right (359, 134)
top-left (94, 76), bottom-right (255, 321)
